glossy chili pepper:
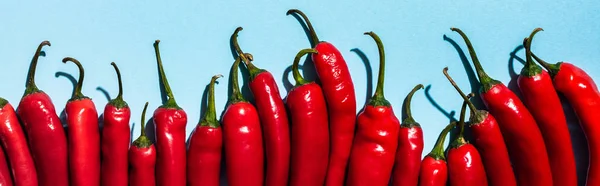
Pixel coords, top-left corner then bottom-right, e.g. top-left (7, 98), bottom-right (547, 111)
top-left (346, 32), bottom-right (399, 186)
top-left (101, 62), bottom-right (131, 186)
top-left (451, 28), bottom-right (552, 186)
top-left (443, 67), bottom-right (516, 186)
top-left (0, 145), bottom-right (12, 186)
top-left (286, 9), bottom-right (357, 186)
top-left (447, 98), bottom-right (488, 186)
top-left (129, 102), bottom-right (156, 186)
top-left (444, 67), bottom-right (517, 186)
top-left (0, 99), bottom-right (35, 186)
top-left (287, 49), bottom-right (329, 186)
top-left (232, 27), bottom-right (290, 186)
top-left (152, 40), bottom-right (187, 186)
top-left (518, 29), bottom-right (577, 186)
top-left (186, 74), bottom-right (223, 186)
top-left (532, 48), bottom-right (600, 186)
top-left (418, 122), bottom-right (455, 186)
top-left (391, 84), bottom-right (424, 186)
top-left (222, 54), bottom-right (264, 186)
top-left (17, 41), bottom-right (69, 186)
top-left (62, 57), bottom-right (101, 186)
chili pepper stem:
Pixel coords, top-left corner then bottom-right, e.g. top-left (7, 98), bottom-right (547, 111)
top-left (531, 50), bottom-right (562, 77)
top-left (200, 74), bottom-right (222, 128)
top-left (24, 41), bottom-right (51, 96)
top-left (230, 27), bottom-right (264, 79)
top-left (429, 122), bottom-right (457, 160)
top-left (401, 84), bottom-right (424, 126)
top-left (153, 40), bottom-right (181, 109)
top-left (450, 28), bottom-right (501, 92)
top-left (451, 98), bottom-right (471, 148)
top-left (229, 56), bottom-right (247, 104)
top-left (443, 67), bottom-right (487, 123)
top-left (521, 28), bottom-right (544, 77)
top-left (364, 31), bottom-right (391, 106)
top-left (133, 102), bottom-right (152, 148)
top-left (62, 57), bottom-right (89, 101)
top-left (0, 98), bottom-right (7, 108)
top-left (109, 62), bottom-right (128, 108)
top-left (291, 49), bottom-right (318, 86)
top-left (286, 9), bottom-right (320, 47)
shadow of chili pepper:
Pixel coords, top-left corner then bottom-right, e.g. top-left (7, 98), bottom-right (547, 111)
top-left (507, 45), bottom-right (525, 99)
top-left (443, 35), bottom-right (485, 110)
top-left (55, 71), bottom-right (76, 132)
top-left (350, 48), bottom-right (373, 107)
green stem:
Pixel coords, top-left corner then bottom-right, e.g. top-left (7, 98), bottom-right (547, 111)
top-left (24, 41), bottom-right (51, 95)
top-left (450, 28), bottom-right (499, 92)
top-left (140, 102), bottom-right (149, 137)
top-left (429, 122), bottom-right (457, 160)
top-left (200, 74), bottom-right (222, 128)
top-left (521, 28), bottom-right (544, 77)
top-left (111, 62), bottom-right (124, 100)
top-left (292, 49), bottom-right (318, 86)
top-left (153, 40), bottom-right (180, 109)
top-left (133, 102), bottom-right (152, 148)
top-left (109, 62), bottom-right (128, 108)
top-left (457, 97), bottom-right (469, 138)
top-left (401, 84), bottom-right (424, 126)
top-left (364, 32), bottom-right (388, 105)
top-left (443, 67), bottom-right (477, 116)
top-left (229, 56), bottom-right (246, 104)
top-left (231, 27), bottom-right (263, 79)
top-left (62, 57), bottom-right (87, 100)
top-left (531, 49), bottom-right (562, 77)
top-left (286, 9), bottom-right (320, 47)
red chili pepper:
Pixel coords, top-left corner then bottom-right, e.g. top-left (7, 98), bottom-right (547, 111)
top-left (152, 40), bottom-right (188, 186)
top-left (0, 145), bottom-right (13, 186)
top-left (101, 62), bottom-right (131, 186)
top-left (129, 102), bottom-right (156, 186)
top-left (186, 74), bottom-right (223, 186)
top-left (286, 9), bottom-right (357, 186)
top-left (532, 46), bottom-right (600, 186)
top-left (443, 68), bottom-right (516, 186)
top-left (518, 29), bottom-right (577, 186)
top-left (0, 100), bottom-right (37, 186)
top-left (418, 122), bottom-right (455, 186)
top-left (17, 41), bottom-right (69, 186)
top-left (447, 97), bottom-right (488, 186)
top-left (232, 27), bottom-right (290, 186)
top-left (222, 54), bottom-right (264, 186)
top-left (451, 28), bottom-right (553, 186)
top-left (286, 48), bottom-right (329, 186)
top-left (62, 57), bottom-right (101, 186)
top-left (392, 84), bottom-right (424, 186)
top-left (346, 32), bottom-right (399, 186)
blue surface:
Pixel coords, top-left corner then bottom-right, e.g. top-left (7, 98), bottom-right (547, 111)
top-left (1, 0), bottom-right (598, 184)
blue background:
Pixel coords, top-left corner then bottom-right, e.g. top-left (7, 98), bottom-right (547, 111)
top-left (1, 0), bottom-right (598, 184)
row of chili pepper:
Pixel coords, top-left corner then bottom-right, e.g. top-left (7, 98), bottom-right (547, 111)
top-left (0, 8), bottom-right (596, 186)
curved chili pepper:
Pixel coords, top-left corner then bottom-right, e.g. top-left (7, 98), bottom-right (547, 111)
top-left (443, 67), bottom-right (516, 186)
top-left (129, 102), bottom-right (156, 186)
top-left (101, 62), bottom-right (131, 186)
top-left (152, 40), bottom-right (187, 186)
top-left (232, 27), bottom-right (290, 186)
top-left (447, 97), bottom-right (488, 186)
top-left (287, 9), bottom-right (357, 186)
top-left (0, 145), bottom-right (12, 186)
top-left (0, 99), bottom-right (34, 186)
top-left (532, 47), bottom-right (600, 186)
top-left (347, 32), bottom-right (399, 186)
top-left (187, 74), bottom-right (223, 186)
top-left (418, 122), bottom-right (455, 186)
top-left (62, 57), bottom-right (101, 186)
top-left (287, 49), bottom-right (329, 186)
top-left (17, 41), bottom-right (69, 186)
top-left (222, 54), bottom-right (264, 186)
top-left (392, 84), bottom-right (424, 186)
top-left (518, 29), bottom-right (577, 186)
top-left (451, 27), bottom-right (552, 186)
